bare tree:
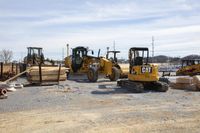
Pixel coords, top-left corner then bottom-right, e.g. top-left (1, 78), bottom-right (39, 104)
top-left (0, 49), bottom-right (13, 64)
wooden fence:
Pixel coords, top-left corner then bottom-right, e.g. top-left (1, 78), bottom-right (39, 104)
top-left (0, 62), bottom-right (22, 81)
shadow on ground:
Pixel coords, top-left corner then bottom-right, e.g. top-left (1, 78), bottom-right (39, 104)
top-left (91, 84), bottom-right (167, 95)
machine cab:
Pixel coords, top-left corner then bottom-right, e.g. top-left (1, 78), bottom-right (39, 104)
top-left (26, 47), bottom-right (44, 65)
top-left (106, 50), bottom-right (120, 63)
top-left (128, 47), bottom-right (158, 82)
top-left (71, 46), bottom-right (95, 72)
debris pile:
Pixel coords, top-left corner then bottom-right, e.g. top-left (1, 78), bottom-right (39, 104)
top-left (170, 76), bottom-right (200, 91)
top-left (193, 76), bottom-right (200, 90)
top-left (0, 71), bottom-right (16, 81)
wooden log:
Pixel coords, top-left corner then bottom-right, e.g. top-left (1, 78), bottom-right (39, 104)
top-left (29, 69), bottom-right (66, 76)
top-left (170, 83), bottom-right (197, 91)
top-left (57, 64), bottom-right (61, 83)
top-left (30, 66), bottom-right (67, 70)
top-left (193, 76), bottom-right (200, 90)
top-left (4, 69), bottom-right (30, 83)
top-left (28, 74), bottom-right (66, 81)
top-left (176, 76), bottom-right (193, 84)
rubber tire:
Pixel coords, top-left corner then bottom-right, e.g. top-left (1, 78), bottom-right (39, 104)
top-left (87, 67), bottom-right (98, 82)
top-left (0, 88), bottom-right (7, 95)
top-left (109, 67), bottom-right (120, 81)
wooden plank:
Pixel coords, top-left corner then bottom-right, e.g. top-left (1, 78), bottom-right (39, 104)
top-left (57, 64), bottom-right (61, 83)
top-left (29, 75), bottom-right (66, 81)
top-left (39, 64), bottom-right (42, 84)
top-left (29, 69), bottom-right (66, 76)
top-left (176, 76), bottom-right (193, 84)
top-left (4, 69), bottom-right (29, 83)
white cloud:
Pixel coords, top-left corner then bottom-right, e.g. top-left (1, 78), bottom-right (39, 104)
top-left (0, 0), bottom-right (200, 60)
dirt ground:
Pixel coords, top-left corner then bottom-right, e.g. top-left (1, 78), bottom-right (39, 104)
top-left (1, 75), bottom-right (200, 133)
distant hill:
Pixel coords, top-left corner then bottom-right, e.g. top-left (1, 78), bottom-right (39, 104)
top-left (149, 55), bottom-right (180, 63)
top-left (118, 54), bottom-right (200, 64)
top-left (182, 54), bottom-right (200, 60)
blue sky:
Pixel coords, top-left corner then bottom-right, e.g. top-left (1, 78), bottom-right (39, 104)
top-left (0, 0), bottom-right (200, 61)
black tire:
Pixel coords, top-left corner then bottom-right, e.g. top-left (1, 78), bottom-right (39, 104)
top-left (109, 67), bottom-right (120, 81)
top-left (87, 67), bottom-right (98, 82)
top-left (154, 81), bottom-right (169, 92)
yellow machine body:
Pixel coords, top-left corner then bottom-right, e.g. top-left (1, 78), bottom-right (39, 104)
top-left (117, 47), bottom-right (168, 92)
top-left (65, 56), bottom-right (97, 73)
top-left (65, 55), bottom-right (113, 75)
top-left (99, 57), bottom-right (113, 75)
top-left (128, 64), bottom-right (159, 82)
top-left (65, 46), bottom-right (122, 82)
top-left (65, 56), bottom-right (72, 69)
top-left (176, 64), bottom-right (200, 76)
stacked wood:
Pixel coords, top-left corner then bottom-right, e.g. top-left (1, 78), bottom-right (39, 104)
top-left (176, 76), bottom-right (193, 84)
top-left (170, 76), bottom-right (197, 91)
top-left (27, 66), bottom-right (67, 83)
top-left (193, 76), bottom-right (200, 90)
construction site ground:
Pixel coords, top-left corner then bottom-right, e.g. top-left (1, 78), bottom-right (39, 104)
top-left (1, 75), bottom-right (200, 133)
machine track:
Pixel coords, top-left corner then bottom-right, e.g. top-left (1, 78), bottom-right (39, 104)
top-left (118, 80), bottom-right (169, 93)
top-left (117, 80), bottom-right (144, 93)
top-left (144, 81), bottom-right (169, 92)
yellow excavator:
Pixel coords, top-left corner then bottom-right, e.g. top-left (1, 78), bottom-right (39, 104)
top-left (176, 59), bottom-right (200, 76)
top-left (117, 47), bottom-right (168, 93)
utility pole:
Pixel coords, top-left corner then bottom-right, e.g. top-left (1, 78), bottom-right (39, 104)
top-left (152, 36), bottom-right (154, 62)
top-left (66, 44), bottom-right (69, 57)
top-left (113, 40), bottom-right (116, 51)
top-left (106, 47), bottom-right (109, 59)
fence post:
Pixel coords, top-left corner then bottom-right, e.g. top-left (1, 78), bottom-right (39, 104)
top-left (0, 62), bottom-right (3, 78)
top-left (57, 64), bottom-right (61, 84)
top-left (12, 63), bottom-right (14, 73)
top-left (39, 63), bottom-right (42, 84)
top-left (15, 63), bottom-right (18, 74)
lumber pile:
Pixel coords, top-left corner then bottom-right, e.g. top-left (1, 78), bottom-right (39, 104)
top-left (193, 76), bottom-right (200, 90)
top-left (27, 66), bottom-right (67, 83)
top-left (170, 76), bottom-right (200, 91)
